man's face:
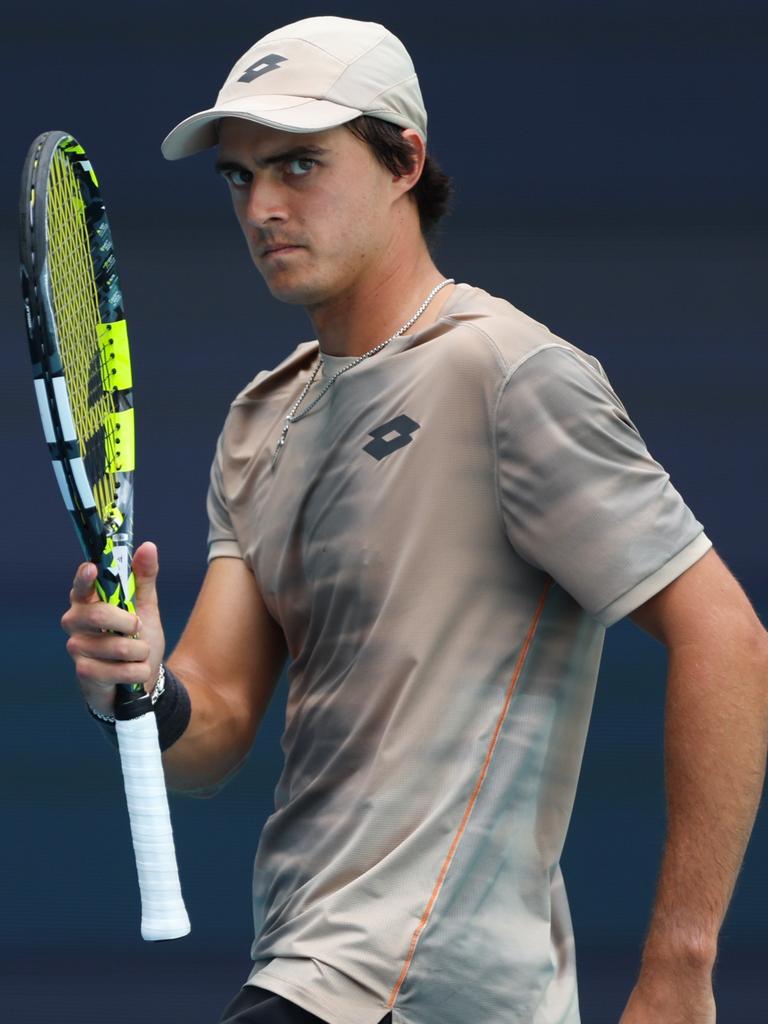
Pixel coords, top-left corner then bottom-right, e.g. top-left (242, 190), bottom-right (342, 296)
top-left (216, 117), bottom-right (399, 306)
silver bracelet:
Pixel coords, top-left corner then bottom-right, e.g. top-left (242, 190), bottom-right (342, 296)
top-left (86, 663), bottom-right (166, 724)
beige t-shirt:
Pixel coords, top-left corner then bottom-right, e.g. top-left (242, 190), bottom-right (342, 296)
top-left (207, 283), bottom-right (710, 1024)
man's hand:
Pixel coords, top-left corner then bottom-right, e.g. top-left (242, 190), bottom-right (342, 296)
top-left (60, 541), bottom-right (166, 716)
top-left (619, 961), bottom-right (716, 1023)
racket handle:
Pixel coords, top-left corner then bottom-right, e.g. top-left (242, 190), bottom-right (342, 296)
top-left (115, 712), bottom-right (191, 941)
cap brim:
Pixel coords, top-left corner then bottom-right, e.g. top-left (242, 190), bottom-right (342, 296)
top-left (161, 95), bottom-right (363, 160)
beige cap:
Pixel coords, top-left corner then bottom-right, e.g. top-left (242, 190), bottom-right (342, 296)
top-left (161, 16), bottom-right (427, 160)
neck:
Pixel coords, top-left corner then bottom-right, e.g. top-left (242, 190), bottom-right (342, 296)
top-left (306, 245), bottom-right (455, 358)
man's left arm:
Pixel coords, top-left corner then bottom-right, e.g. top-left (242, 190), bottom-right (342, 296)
top-left (620, 546), bottom-right (768, 1023)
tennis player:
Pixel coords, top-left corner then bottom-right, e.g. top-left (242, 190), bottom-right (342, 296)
top-left (61, 15), bottom-right (768, 1024)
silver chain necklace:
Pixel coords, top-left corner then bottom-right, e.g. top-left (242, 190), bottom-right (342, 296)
top-left (271, 278), bottom-right (455, 469)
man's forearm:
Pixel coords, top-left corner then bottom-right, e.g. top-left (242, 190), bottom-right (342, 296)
top-left (640, 623), bottom-right (768, 975)
top-left (160, 656), bottom-right (256, 796)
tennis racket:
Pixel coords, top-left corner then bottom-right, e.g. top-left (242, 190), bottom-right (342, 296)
top-left (19, 130), bottom-right (190, 941)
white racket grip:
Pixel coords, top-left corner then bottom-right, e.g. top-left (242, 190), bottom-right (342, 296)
top-left (115, 712), bottom-right (191, 941)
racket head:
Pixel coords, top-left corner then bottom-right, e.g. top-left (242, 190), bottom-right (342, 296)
top-left (20, 131), bottom-right (136, 611)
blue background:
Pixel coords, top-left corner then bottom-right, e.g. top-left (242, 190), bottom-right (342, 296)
top-left (1, 1), bottom-right (765, 1021)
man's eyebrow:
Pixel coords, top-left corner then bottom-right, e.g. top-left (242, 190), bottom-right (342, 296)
top-left (214, 145), bottom-right (330, 173)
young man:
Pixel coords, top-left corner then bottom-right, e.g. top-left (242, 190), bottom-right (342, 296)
top-left (61, 16), bottom-right (768, 1024)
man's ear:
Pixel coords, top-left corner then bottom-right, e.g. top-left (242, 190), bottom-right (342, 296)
top-left (397, 128), bottom-right (426, 191)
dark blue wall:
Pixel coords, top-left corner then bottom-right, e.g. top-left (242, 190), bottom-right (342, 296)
top-left (1, 2), bottom-right (765, 1021)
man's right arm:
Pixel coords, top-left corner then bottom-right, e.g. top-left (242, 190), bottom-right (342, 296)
top-left (61, 541), bottom-right (287, 796)
top-left (163, 552), bottom-right (287, 794)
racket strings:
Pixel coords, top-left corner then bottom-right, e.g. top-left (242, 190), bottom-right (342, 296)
top-left (47, 147), bottom-right (118, 523)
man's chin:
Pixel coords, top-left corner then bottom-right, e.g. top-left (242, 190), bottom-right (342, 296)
top-left (263, 279), bottom-right (317, 305)
top-left (259, 268), bottom-right (329, 307)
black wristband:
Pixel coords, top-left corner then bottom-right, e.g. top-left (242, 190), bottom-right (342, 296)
top-left (153, 664), bottom-right (192, 751)
top-left (85, 664), bottom-right (191, 752)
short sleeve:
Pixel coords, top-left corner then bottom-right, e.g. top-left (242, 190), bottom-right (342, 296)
top-left (206, 426), bottom-right (243, 561)
top-left (494, 345), bottom-right (711, 626)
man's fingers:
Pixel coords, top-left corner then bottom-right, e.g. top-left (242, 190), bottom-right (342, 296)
top-left (132, 541), bottom-right (160, 615)
top-left (70, 563), bottom-right (99, 604)
top-left (72, 654), bottom-right (153, 689)
top-left (66, 633), bottom-right (150, 664)
top-left (61, 597), bottom-right (141, 638)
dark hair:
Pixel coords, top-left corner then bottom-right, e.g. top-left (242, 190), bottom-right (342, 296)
top-left (343, 115), bottom-right (455, 244)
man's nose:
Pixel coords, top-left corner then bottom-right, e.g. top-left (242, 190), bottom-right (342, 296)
top-left (244, 176), bottom-right (288, 228)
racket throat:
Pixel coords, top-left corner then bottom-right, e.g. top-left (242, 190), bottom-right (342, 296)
top-left (110, 532), bottom-right (133, 593)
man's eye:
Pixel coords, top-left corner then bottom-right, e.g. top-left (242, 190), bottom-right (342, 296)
top-left (285, 157), bottom-right (317, 177)
top-left (223, 168), bottom-right (251, 187)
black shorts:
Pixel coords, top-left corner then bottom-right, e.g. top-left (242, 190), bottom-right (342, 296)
top-left (219, 985), bottom-right (393, 1023)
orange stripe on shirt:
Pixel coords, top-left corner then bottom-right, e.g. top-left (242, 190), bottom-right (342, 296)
top-left (386, 576), bottom-right (553, 1009)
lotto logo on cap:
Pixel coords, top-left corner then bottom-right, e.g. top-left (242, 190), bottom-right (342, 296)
top-left (161, 16), bottom-right (428, 160)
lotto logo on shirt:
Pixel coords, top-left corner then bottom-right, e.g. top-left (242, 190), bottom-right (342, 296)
top-left (363, 414), bottom-right (421, 461)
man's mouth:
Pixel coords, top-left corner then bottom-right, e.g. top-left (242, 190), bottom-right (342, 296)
top-left (262, 244), bottom-right (302, 257)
